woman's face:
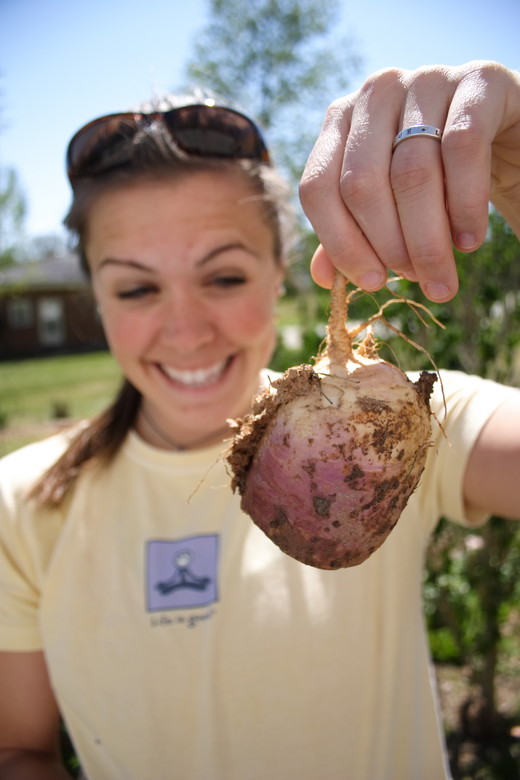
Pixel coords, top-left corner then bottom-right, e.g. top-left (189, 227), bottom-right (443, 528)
top-left (86, 170), bottom-right (284, 449)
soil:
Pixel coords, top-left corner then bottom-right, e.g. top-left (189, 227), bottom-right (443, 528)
top-left (435, 664), bottom-right (520, 779)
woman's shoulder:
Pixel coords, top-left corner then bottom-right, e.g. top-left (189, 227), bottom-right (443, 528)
top-left (408, 368), bottom-right (517, 419)
top-left (0, 423), bottom-right (87, 496)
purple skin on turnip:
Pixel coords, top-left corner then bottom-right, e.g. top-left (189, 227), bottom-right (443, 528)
top-left (227, 272), bottom-right (436, 570)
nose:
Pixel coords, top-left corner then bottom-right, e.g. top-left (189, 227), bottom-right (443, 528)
top-left (158, 291), bottom-right (215, 351)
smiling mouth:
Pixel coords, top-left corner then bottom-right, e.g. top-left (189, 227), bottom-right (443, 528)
top-left (160, 357), bottom-right (232, 388)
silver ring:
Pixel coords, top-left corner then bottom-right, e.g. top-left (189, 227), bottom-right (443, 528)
top-left (392, 124), bottom-right (443, 151)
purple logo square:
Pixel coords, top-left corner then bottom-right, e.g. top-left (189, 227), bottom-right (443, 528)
top-left (146, 535), bottom-right (219, 612)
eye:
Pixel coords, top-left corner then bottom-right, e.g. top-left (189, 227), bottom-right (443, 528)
top-left (117, 284), bottom-right (158, 300)
top-left (209, 274), bottom-right (247, 289)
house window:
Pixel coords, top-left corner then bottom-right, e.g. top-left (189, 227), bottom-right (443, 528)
top-left (37, 297), bottom-right (66, 346)
top-left (7, 297), bottom-right (34, 329)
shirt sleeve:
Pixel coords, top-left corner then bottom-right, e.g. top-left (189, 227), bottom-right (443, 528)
top-left (0, 487), bottom-right (43, 650)
top-left (419, 370), bottom-right (517, 529)
top-left (0, 434), bottom-right (70, 651)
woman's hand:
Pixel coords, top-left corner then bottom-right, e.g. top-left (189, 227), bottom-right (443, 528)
top-left (299, 61), bottom-right (520, 301)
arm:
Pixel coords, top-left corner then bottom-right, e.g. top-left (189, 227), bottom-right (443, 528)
top-left (300, 61), bottom-right (520, 302)
top-left (0, 651), bottom-right (71, 779)
top-left (463, 392), bottom-right (520, 520)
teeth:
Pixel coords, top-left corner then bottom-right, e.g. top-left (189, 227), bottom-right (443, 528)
top-left (161, 358), bottom-right (229, 387)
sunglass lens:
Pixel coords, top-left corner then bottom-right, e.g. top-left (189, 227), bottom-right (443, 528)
top-left (67, 115), bottom-right (139, 177)
top-left (165, 106), bottom-right (267, 159)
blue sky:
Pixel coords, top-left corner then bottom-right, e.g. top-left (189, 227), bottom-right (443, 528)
top-left (1, 0), bottom-right (519, 239)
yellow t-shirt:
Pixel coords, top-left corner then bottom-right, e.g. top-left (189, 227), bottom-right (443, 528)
top-left (0, 370), bottom-right (514, 780)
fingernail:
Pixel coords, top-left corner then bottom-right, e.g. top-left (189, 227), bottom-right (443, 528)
top-left (456, 232), bottom-right (477, 251)
top-left (424, 282), bottom-right (450, 301)
top-left (358, 271), bottom-right (385, 290)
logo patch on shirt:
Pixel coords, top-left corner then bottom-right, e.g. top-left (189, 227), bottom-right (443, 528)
top-left (146, 535), bottom-right (219, 612)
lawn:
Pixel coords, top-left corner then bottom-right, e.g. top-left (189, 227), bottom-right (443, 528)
top-left (0, 351), bottom-right (121, 456)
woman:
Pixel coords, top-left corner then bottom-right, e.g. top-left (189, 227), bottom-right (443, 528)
top-left (0, 63), bottom-right (519, 780)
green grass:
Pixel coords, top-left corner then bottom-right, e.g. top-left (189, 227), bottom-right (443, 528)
top-left (0, 302), bottom-right (309, 458)
top-left (0, 351), bottom-right (122, 457)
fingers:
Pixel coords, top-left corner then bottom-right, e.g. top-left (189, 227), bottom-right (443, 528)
top-left (441, 64), bottom-right (502, 248)
top-left (300, 94), bottom-right (389, 291)
top-left (301, 67), bottom-right (456, 297)
top-left (300, 61), bottom-right (518, 301)
top-left (338, 69), bottom-right (417, 284)
top-left (309, 244), bottom-right (336, 289)
top-left (389, 67), bottom-right (459, 300)
top-left (391, 137), bottom-right (458, 301)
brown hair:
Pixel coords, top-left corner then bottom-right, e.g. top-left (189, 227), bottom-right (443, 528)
top-left (30, 100), bottom-right (294, 507)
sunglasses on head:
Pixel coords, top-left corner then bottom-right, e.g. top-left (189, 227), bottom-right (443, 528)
top-left (66, 102), bottom-right (270, 181)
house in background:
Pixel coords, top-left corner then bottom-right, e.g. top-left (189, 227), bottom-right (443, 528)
top-left (0, 254), bottom-right (106, 359)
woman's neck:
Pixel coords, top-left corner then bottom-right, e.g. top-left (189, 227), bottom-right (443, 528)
top-left (136, 404), bottom-right (233, 451)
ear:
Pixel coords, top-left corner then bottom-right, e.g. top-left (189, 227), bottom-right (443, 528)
top-left (273, 264), bottom-right (286, 297)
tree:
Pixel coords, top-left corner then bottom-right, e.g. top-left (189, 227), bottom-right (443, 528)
top-left (361, 214), bottom-right (520, 774)
top-left (25, 232), bottom-right (69, 262)
top-left (0, 165), bottom-right (27, 267)
top-left (185, 0), bottom-right (360, 182)
top-left (184, 0), bottom-right (361, 306)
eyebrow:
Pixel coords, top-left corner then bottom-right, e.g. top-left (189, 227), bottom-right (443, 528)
top-left (196, 242), bottom-right (259, 266)
top-left (98, 258), bottom-right (157, 273)
top-left (97, 242), bottom-right (259, 273)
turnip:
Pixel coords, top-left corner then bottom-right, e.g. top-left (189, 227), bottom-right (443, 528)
top-left (227, 272), bottom-right (437, 570)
